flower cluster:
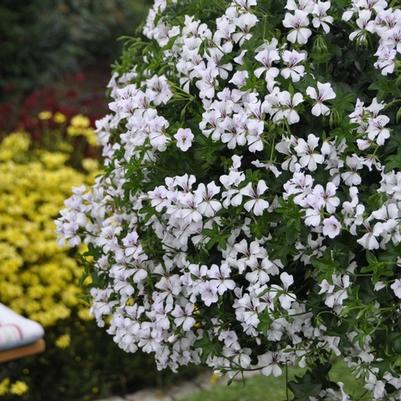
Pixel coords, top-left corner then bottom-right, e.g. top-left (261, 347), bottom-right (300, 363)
top-left (344, 1), bottom-right (401, 75)
top-left (57, 0), bottom-right (401, 399)
top-left (0, 379), bottom-right (28, 398)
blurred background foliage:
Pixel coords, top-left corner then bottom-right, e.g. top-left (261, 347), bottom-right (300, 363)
top-left (0, 0), bottom-right (151, 100)
top-left (0, 2), bottom-right (203, 401)
top-left (0, 0), bottom-right (153, 134)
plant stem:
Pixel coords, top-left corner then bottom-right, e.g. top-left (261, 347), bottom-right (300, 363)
top-left (285, 360), bottom-right (289, 401)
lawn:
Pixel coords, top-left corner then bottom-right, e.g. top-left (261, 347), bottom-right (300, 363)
top-left (179, 362), bottom-right (370, 401)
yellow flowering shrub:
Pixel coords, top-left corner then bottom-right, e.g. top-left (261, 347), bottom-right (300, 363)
top-left (0, 131), bottom-right (97, 327)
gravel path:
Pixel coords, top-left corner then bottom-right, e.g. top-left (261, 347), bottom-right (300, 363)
top-left (95, 372), bottom-right (213, 401)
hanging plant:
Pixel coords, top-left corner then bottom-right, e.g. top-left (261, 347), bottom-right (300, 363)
top-left (57, 1), bottom-right (401, 399)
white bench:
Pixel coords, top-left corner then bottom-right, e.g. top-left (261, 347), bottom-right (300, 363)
top-left (0, 304), bottom-right (45, 363)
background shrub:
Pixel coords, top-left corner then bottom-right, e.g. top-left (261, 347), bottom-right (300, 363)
top-left (0, 0), bottom-right (151, 100)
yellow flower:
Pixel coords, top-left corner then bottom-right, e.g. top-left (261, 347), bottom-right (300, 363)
top-left (53, 112), bottom-right (67, 124)
top-left (38, 111), bottom-right (52, 120)
top-left (83, 128), bottom-right (98, 146)
top-left (55, 334), bottom-right (71, 348)
top-left (70, 114), bottom-right (90, 128)
top-left (0, 132), bottom-right (30, 161)
top-left (67, 126), bottom-right (80, 137)
top-left (10, 381), bottom-right (29, 396)
top-left (0, 378), bottom-right (10, 396)
top-left (40, 152), bottom-right (68, 169)
top-left (82, 158), bottom-right (99, 172)
top-left (78, 308), bottom-right (92, 321)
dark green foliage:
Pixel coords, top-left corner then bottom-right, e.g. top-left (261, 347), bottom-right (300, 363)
top-left (0, 0), bottom-right (152, 100)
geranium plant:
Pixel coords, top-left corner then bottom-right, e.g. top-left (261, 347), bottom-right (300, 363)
top-left (57, 0), bottom-right (401, 399)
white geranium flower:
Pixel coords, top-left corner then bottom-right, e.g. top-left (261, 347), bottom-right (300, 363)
top-left (294, 134), bottom-right (324, 171)
top-left (306, 82), bottom-right (336, 116)
top-left (229, 70), bottom-right (249, 87)
top-left (342, 156), bottom-right (363, 186)
top-left (254, 39), bottom-right (280, 80)
top-left (146, 75), bottom-right (173, 105)
top-left (267, 90), bottom-right (304, 125)
top-left (283, 10), bottom-right (312, 44)
top-left (200, 281), bottom-right (219, 306)
top-left (259, 352), bottom-right (282, 377)
top-left (208, 263), bottom-right (236, 295)
top-left (175, 128), bottom-right (194, 151)
top-left (367, 115), bottom-right (390, 145)
top-left (194, 182), bottom-right (222, 217)
top-left (241, 180), bottom-right (270, 216)
top-left (280, 272), bottom-right (294, 290)
top-left (171, 303), bottom-right (196, 331)
top-left (246, 119), bottom-right (264, 152)
top-left (304, 207), bottom-right (322, 227)
top-left (312, 1), bottom-right (333, 33)
top-left (391, 279), bottom-right (401, 299)
top-left (322, 216), bottom-right (341, 238)
top-left (349, 10), bottom-right (375, 43)
top-left (357, 231), bottom-right (380, 250)
top-left (281, 50), bottom-right (306, 82)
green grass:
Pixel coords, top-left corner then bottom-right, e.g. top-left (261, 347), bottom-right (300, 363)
top-left (179, 362), bottom-right (370, 401)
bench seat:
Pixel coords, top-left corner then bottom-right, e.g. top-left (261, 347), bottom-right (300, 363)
top-left (0, 304), bottom-right (45, 362)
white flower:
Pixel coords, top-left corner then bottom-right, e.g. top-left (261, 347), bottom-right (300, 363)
top-left (208, 263), bottom-right (236, 295)
top-left (171, 303), bottom-right (196, 331)
top-left (194, 182), bottom-right (222, 217)
top-left (254, 39), bottom-right (280, 80)
top-left (200, 281), bottom-right (219, 306)
top-left (294, 134), bottom-right (324, 171)
top-left (175, 128), bottom-right (194, 151)
top-left (149, 131), bottom-right (170, 151)
top-left (246, 119), bottom-right (264, 152)
top-left (309, 182), bottom-right (340, 213)
top-left (232, 12), bottom-right (259, 45)
top-left (342, 156), bottom-right (363, 186)
top-left (357, 231), bottom-right (380, 250)
top-left (221, 114), bottom-right (247, 149)
top-left (280, 272), bottom-right (294, 290)
top-left (281, 50), bottom-right (306, 82)
top-left (304, 207), bottom-right (322, 227)
top-left (390, 279), bottom-right (401, 299)
top-left (229, 70), bottom-right (249, 87)
top-left (146, 75), bottom-right (173, 105)
top-left (349, 10), bottom-right (375, 43)
top-left (367, 115), bottom-right (390, 145)
top-left (258, 352), bottom-right (282, 377)
top-left (319, 274), bottom-right (350, 310)
top-left (241, 180), bottom-right (270, 216)
top-left (267, 90), bottom-right (304, 125)
top-left (306, 82), bottom-right (336, 116)
top-left (322, 216), bottom-right (341, 238)
top-left (283, 10), bottom-right (312, 45)
top-left (194, 61), bottom-right (219, 99)
top-left (312, 1), bottom-right (333, 33)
